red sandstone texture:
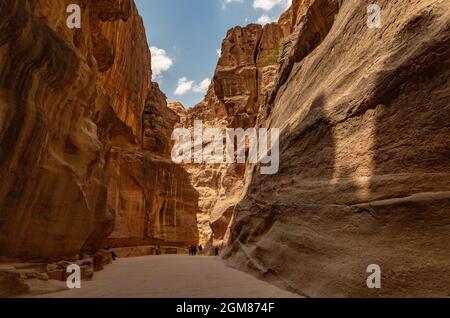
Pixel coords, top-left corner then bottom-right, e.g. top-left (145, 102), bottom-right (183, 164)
top-left (223, 0), bottom-right (450, 297)
top-left (0, 0), bottom-right (198, 263)
top-left (1, 0), bottom-right (449, 299)
top-left (181, 21), bottom-right (288, 250)
top-left (0, 0), bottom-right (199, 296)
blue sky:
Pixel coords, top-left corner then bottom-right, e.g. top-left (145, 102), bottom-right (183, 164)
top-left (135, 0), bottom-right (291, 107)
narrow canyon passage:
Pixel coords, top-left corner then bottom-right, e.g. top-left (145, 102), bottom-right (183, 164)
top-left (1, 0), bottom-right (449, 299)
top-left (36, 256), bottom-right (298, 298)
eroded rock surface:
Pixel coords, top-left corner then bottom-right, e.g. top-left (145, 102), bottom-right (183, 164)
top-left (180, 22), bottom-right (286, 248)
top-left (0, 0), bottom-right (118, 261)
top-left (105, 147), bottom-right (200, 248)
top-left (0, 0), bottom-right (198, 265)
top-left (224, 0), bottom-right (450, 297)
top-left (105, 84), bottom-right (200, 249)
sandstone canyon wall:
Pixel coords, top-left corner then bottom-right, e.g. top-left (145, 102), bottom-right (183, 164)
top-left (0, 0), bottom-right (198, 263)
top-left (105, 82), bottom-right (199, 248)
top-left (223, 0), bottom-right (450, 297)
top-left (180, 22), bottom-right (288, 248)
top-left (1, 0), bottom-right (448, 299)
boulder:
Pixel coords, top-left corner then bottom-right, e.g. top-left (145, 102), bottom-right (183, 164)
top-left (0, 270), bottom-right (30, 297)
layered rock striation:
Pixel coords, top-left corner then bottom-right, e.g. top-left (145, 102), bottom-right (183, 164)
top-left (105, 84), bottom-right (200, 248)
top-left (2, 0), bottom-right (448, 299)
top-left (224, 0), bottom-right (450, 297)
top-left (180, 22), bottom-right (288, 248)
top-left (0, 0), bottom-right (198, 265)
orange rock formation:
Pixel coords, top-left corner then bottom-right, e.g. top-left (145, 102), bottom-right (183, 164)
top-left (224, 0), bottom-right (450, 297)
top-left (0, 0), bottom-right (199, 264)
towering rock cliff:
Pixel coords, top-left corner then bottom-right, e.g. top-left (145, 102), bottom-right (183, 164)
top-left (224, 0), bottom-right (450, 297)
top-left (2, 0), bottom-right (448, 299)
top-left (0, 0), bottom-right (198, 263)
top-left (181, 22), bottom-right (288, 248)
top-left (105, 82), bottom-right (199, 249)
top-left (0, 0), bottom-right (115, 261)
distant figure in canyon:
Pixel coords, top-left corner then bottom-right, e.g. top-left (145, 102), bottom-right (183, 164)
top-left (105, 246), bottom-right (118, 261)
top-left (198, 245), bottom-right (203, 255)
top-left (188, 244), bottom-right (197, 256)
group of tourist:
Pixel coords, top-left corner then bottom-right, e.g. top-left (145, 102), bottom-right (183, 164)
top-left (188, 244), bottom-right (202, 256)
top-left (99, 245), bottom-right (209, 258)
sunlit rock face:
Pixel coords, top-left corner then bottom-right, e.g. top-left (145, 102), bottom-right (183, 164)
top-left (105, 148), bottom-right (200, 248)
top-left (179, 22), bottom-right (286, 249)
top-left (91, 0), bottom-right (150, 147)
top-left (224, 0), bottom-right (450, 297)
top-left (106, 84), bottom-right (200, 248)
top-left (143, 83), bottom-right (180, 155)
top-left (0, 0), bottom-right (115, 261)
top-left (214, 23), bottom-right (287, 129)
top-left (0, 0), bottom-right (198, 262)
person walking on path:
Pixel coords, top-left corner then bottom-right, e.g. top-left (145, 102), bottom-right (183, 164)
top-left (188, 244), bottom-right (195, 256)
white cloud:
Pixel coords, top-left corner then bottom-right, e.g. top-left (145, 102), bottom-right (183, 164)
top-left (174, 77), bottom-right (211, 95)
top-left (257, 15), bottom-right (275, 25)
top-left (253, 0), bottom-right (292, 11)
top-left (150, 46), bottom-right (173, 79)
top-left (217, 48), bottom-right (222, 57)
top-left (174, 77), bottom-right (194, 95)
top-left (193, 78), bottom-right (212, 94)
top-left (222, 0), bottom-right (243, 9)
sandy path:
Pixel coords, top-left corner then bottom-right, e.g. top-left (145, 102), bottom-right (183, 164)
top-left (38, 255), bottom-right (299, 298)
